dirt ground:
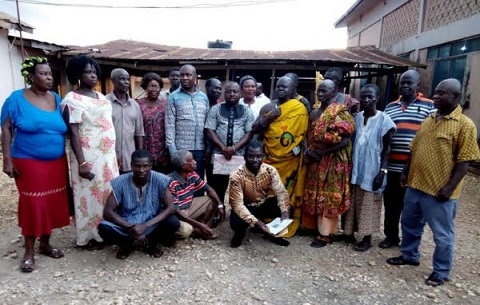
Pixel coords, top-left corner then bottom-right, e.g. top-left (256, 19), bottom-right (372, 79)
top-left (0, 169), bottom-right (479, 305)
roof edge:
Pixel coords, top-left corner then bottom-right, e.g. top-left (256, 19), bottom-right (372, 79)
top-left (0, 12), bottom-right (34, 33)
top-left (334, 0), bottom-right (364, 28)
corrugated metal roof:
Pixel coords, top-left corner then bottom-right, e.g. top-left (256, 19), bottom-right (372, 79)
top-left (65, 39), bottom-right (424, 68)
top-left (0, 12), bottom-right (34, 33)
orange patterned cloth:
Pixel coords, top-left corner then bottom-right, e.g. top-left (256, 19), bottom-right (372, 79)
top-left (225, 164), bottom-right (290, 226)
top-left (303, 103), bottom-right (355, 219)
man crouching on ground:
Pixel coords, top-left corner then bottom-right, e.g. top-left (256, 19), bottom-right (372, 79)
top-left (98, 149), bottom-right (180, 259)
top-left (168, 149), bottom-right (226, 240)
top-left (227, 139), bottom-right (291, 248)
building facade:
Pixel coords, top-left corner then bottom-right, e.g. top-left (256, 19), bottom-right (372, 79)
top-left (335, 0), bottom-right (480, 129)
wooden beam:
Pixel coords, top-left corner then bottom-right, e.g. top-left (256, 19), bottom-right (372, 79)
top-left (269, 69), bottom-right (276, 100)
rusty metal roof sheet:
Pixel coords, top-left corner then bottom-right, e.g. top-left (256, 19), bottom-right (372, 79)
top-left (0, 12), bottom-right (34, 33)
top-left (65, 39), bottom-right (423, 67)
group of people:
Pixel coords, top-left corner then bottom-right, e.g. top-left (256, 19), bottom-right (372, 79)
top-left (2, 55), bottom-right (478, 288)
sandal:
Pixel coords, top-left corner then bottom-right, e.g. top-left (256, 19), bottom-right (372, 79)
top-left (425, 272), bottom-right (448, 287)
top-left (20, 258), bottom-right (35, 273)
top-left (39, 247), bottom-right (64, 259)
top-left (310, 234), bottom-right (332, 248)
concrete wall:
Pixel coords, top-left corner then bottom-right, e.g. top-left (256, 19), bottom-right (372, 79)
top-left (0, 29), bottom-right (25, 109)
top-left (347, 34), bottom-right (359, 47)
top-left (424, 0), bottom-right (480, 32)
top-left (359, 20), bottom-right (382, 47)
top-left (463, 52), bottom-right (480, 134)
top-left (382, 0), bottom-right (420, 48)
top-left (345, 0), bottom-right (410, 39)
top-left (344, 0), bottom-right (480, 56)
top-left (385, 13), bottom-right (480, 55)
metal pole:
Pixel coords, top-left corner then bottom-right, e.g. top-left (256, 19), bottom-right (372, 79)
top-left (15, 0), bottom-right (25, 61)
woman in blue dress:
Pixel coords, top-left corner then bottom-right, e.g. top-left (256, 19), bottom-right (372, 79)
top-left (1, 57), bottom-right (70, 272)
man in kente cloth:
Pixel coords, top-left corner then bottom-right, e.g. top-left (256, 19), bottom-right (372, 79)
top-left (251, 76), bottom-right (309, 237)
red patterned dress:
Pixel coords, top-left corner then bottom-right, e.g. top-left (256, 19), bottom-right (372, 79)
top-left (137, 97), bottom-right (168, 170)
top-left (303, 103), bottom-right (356, 221)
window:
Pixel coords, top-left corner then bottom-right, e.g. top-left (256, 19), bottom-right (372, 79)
top-left (398, 52), bottom-right (411, 60)
top-left (432, 57), bottom-right (466, 95)
top-left (427, 47), bottom-right (438, 60)
top-left (427, 35), bottom-right (480, 60)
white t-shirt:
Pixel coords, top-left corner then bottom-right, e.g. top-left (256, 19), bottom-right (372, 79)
top-left (239, 96), bottom-right (270, 119)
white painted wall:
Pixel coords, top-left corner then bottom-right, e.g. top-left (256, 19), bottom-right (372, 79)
top-left (0, 29), bottom-right (25, 110)
top-left (359, 20), bottom-right (382, 47)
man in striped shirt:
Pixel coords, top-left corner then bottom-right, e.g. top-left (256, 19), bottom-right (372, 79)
top-left (168, 150), bottom-right (225, 240)
top-left (165, 64), bottom-right (209, 179)
top-left (380, 70), bottom-right (435, 249)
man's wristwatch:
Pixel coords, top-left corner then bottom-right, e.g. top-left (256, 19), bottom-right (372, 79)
top-left (218, 204), bottom-right (225, 209)
top-left (380, 168), bottom-right (388, 174)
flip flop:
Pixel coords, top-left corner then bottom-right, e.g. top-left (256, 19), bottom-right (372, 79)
top-left (20, 259), bottom-right (35, 273)
top-left (39, 247), bottom-right (64, 259)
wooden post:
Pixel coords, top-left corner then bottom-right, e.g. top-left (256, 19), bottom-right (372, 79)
top-left (269, 69), bottom-right (276, 99)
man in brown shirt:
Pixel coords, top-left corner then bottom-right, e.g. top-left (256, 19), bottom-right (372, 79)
top-left (106, 68), bottom-right (144, 173)
top-left (225, 140), bottom-right (291, 247)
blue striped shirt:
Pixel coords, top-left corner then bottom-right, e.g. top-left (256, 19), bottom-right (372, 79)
top-left (165, 87), bottom-right (209, 155)
top-left (100, 171), bottom-right (171, 236)
top-left (384, 95), bottom-right (435, 172)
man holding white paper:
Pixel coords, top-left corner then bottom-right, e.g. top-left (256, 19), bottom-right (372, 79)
top-left (205, 81), bottom-right (254, 201)
top-left (225, 140), bottom-right (291, 248)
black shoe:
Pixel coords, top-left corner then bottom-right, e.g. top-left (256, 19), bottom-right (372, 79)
top-left (425, 272), bottom-right (448, 287)
top-left (343, 234), bottom-right (357, 244)
top-left (354, 239), bottom-right (372, 252)
top-left (230, 231), bottom-right (245, 248)
top-left (329, 234), bottom-right (345, 242)
top-left (296, 227), bottom-right (317, 237)
top-left (378, 238), bottom-right (399, 249)
top-left (386, 255), bottom-right (419, 266)
top-left (264, 234), bottom-right (290, 247)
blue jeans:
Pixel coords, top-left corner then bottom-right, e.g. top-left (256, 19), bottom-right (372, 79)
top-left (401, 187), bottom-right (457, 279)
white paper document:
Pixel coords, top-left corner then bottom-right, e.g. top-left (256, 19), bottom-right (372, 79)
top-left (266, 218), bottom-right (293, 236)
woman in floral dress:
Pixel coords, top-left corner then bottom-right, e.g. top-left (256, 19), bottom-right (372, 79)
top-left (136, 72), bottom-right (169, 173)
top-left (61, 55), bottom-right (119, 249)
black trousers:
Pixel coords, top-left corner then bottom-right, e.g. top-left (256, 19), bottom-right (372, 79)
top-left (230, 197), bottom-right (282, 234)
top-left (98, 214), bottom-right (180, 248)
top-left (383, 171), bottom-right (406, 242)
top-left (209, 174), bottom-right (229, 204)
